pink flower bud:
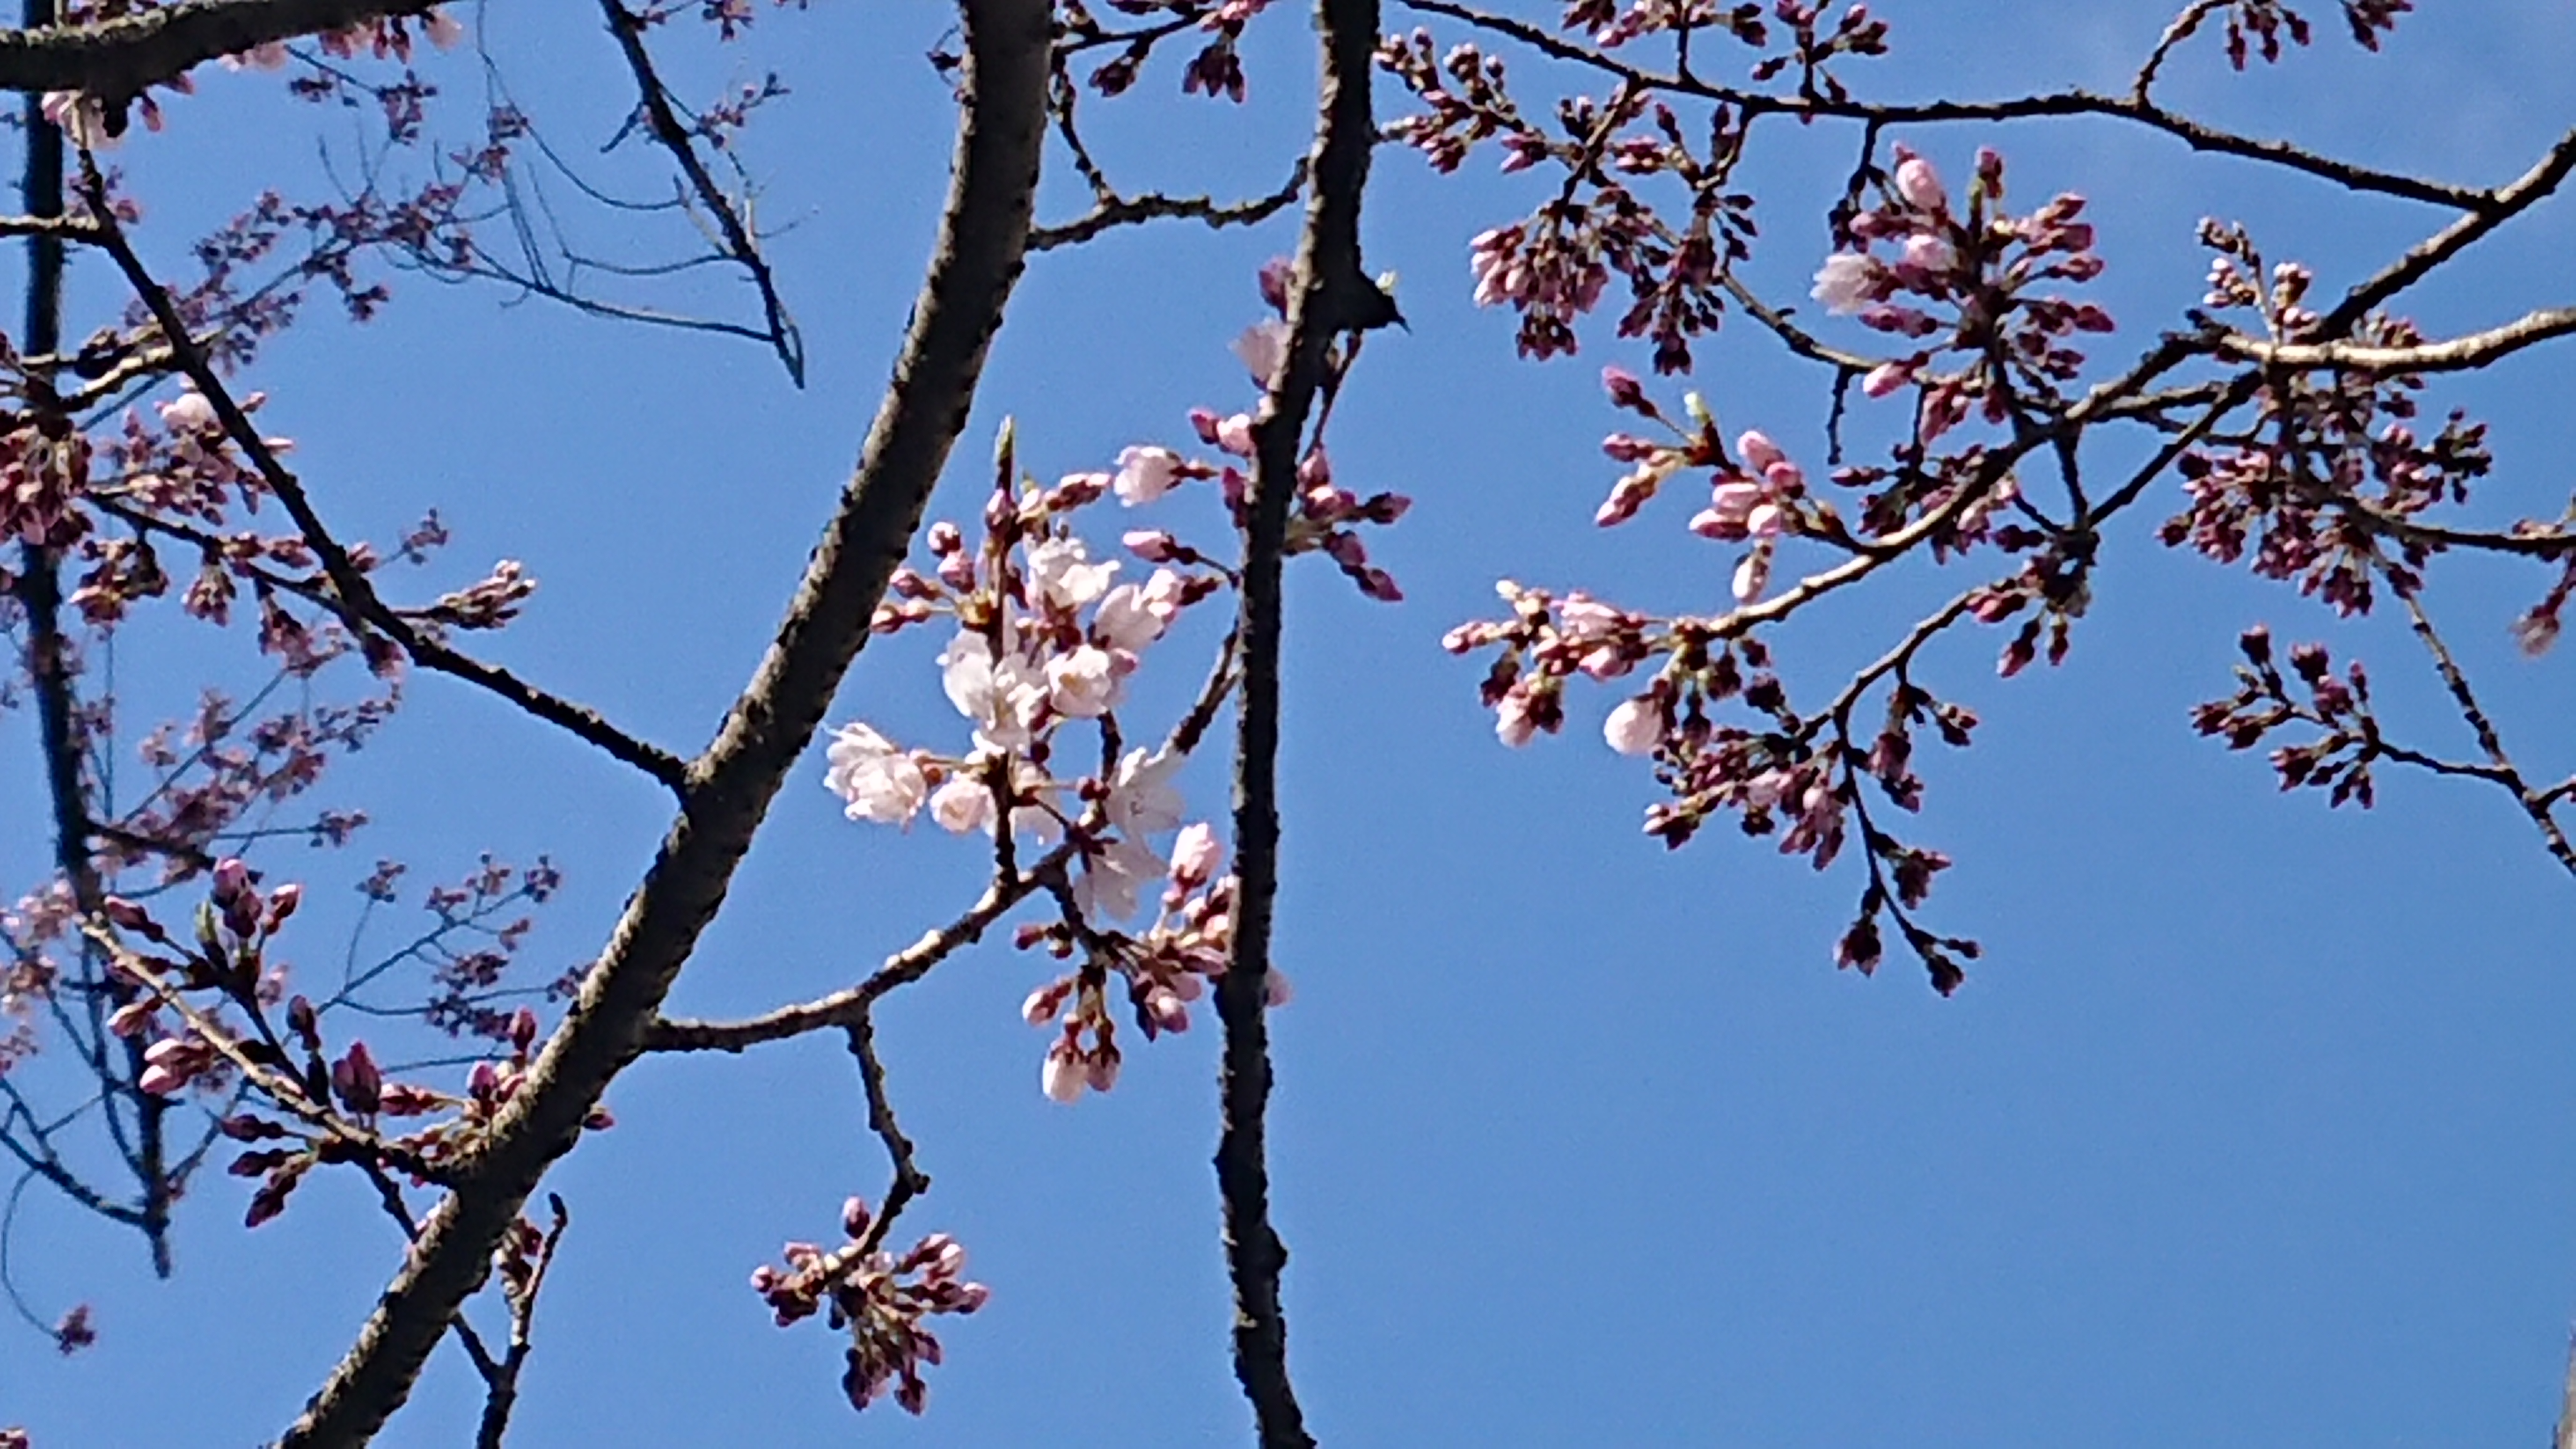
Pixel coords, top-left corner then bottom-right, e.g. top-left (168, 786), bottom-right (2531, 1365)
top-left (1603, 696), bottom-right (1662, 757)
top-left (1861, 359), bottom-right (1915, 397)
top-left (1894, 150), bottom-right (1946, 213)
top-left (1736, 430), bottom-right (1786, 473)
top-left (1170, 822), bottom-right (1222, 888)
top-left (1601, 366), bottom-right (1647, 411)
top-left (1041, 1040), bottom-right (1086, 1103)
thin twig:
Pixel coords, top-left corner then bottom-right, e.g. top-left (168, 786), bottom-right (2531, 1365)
top-left (597, 0), bottom-right (804, 384)
top-left (76, 159), bottom-right (694, 796)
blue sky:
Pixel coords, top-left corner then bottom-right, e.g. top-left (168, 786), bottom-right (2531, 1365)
top-left (7, 1), bottom-right (2576, 1444)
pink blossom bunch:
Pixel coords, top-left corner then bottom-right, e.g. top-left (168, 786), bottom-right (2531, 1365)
top-left (750, 1199), bottom-right (989, 1415)
top-left (1809, 146), bottom-right (2112, 441)
top-left (1019, 821), bottom-right (1265, 1103)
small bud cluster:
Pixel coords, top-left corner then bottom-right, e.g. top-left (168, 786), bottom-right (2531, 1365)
top-left (750, 1198), bottom-right (989, 1416)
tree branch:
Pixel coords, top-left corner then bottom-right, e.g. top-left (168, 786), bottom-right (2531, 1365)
top-left (1217, 0), bottom-right (1388, 1439)
top-left (597, 0), bottom-right (804, 386)
top-left (2216, 306), bottom-right (2576, 375)
top-left (1396, 0), bottom-right (2490, 210)
top-left (274, 0), bottom-right (1054, 1440)
top-left (0, 0), bottom-right (438, 99)
top-left (77, 165), bottom-right (696, 797)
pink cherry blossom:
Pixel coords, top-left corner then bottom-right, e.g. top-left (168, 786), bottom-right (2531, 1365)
top-left (158, 390), bottom-right (218, 435)
top-left (1025, 537), bottom-right (1118, 609)
top-left (424, 7), bottom-right (466, 48)
top-left (1737, 430), bottom-right (1786, 474)
top-left (1045, 644), bottom-right (1125, 717)
top-left (1094, 567), bottom-right (1185, 649)
top-left (1861, 359), bottom-right (1916, 397)
top-left (1233, 318), bottom-right (1290, 388)
top-left (1115, 445), bottom-right (1186, 505)
top-left (1040, 1039), bottom-right (1086, 1103)
top-left (1495, 690), bottom-right (1539, 747)
top-left (824, 722), bottom-right (928, 826)
top-left (1894, 149), bottom-right (1947, 213)
top-left (1170, 821), bottom-right (1222, 887)
top-left (1732, 548), bottom-right (1771, 605)
top-left (929, 777), bottom-right (995, 834)
top-left (938, 631), bottom-right (1043, 747)
top-left (1109, 749), bottom-right (1186, 836)
top-left (1077, 834), bottom-right (1167, 920)
top-left (1810, 253), bottom-right (1878, 315)
top-left (1901, 233), bottom-right (1956, 274)
top-left (1603, 696), bottom-right (1662, 756)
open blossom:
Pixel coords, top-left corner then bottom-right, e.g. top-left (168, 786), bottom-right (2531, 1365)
top-left (1811, 253), bottom-right (1878, 315)
top-left (825, 722), bottom-right (928, 826)
top-left (1094, 567), bottom-right (1185, 650)
top-left (1026, 536), bottom-right (1117, 609)
top-left (1109, 749), bottom-right (1186, 836)
top-left (1495, 690), bottom-right (1539, 747)
top-left (1115, 445), bottom-right (1185, 505)
top-left (1045, 644), bottom-right (1124, 718)
top-left (1077, 834), bottom-right (1167, 920)
top-left (939, 630), bottom-right (1044, 746)
top-left (1233, 318), bottom-right (1290, 388)
top-left (158, 390), bottom-right (218, 435)
top-left (928, 777), bottom-right (994, 834)
top-left (1603, 696), bottom-right (1662, 756)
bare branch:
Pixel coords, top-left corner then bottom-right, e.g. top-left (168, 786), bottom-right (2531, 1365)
top-left (597, 0), bottom-right (805, 385)
top-left (1396, 0), bottom-right (2491, 210)
top-left (76, 164), bottom-right (696, 797)
top-left (642, 847), bottom-right (1065, 1054)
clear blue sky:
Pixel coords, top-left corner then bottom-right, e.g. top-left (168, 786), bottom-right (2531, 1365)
top-left (8, 2), bottom-right (2576, 1444)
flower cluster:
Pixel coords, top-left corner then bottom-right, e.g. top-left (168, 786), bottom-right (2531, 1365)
top-left (2163, 222), bottom-right (2492, 619)
top-left (750, 1197), bottom-right (989, 1415)
top-left (2192, 625), bottom-right (2386, 808)
top-left (827, 276), bottom-right (1400, 1090)
top-left (1808, 146), bottom-right (2111, 433)
top-left (1062, 0), bottom-right (1282, 102)
top-left (1384, 45), bottom-right (1755, 372)
top-left (1017, 820), bottom-right (1270, 1102)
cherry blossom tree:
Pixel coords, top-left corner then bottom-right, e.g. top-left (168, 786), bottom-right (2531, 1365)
top-left (0, 0), bottom-right (2571, 1444)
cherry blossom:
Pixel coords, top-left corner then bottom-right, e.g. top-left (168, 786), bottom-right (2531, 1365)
top-left (1114, 445), bottom-right (1186, 505)
top-left (824, 724), bottom-right (928, 826)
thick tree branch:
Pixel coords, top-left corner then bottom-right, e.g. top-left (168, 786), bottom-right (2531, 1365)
top-left (275, 0), bottom-right (1053, 1441)
top-left (1217, 0), bottom-right (1388, 1440)
top-left (0, 0), bottom-right (437, 98)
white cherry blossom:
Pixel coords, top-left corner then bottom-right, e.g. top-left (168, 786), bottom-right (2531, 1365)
top-left (825, 723), bottom-right (927, 826)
